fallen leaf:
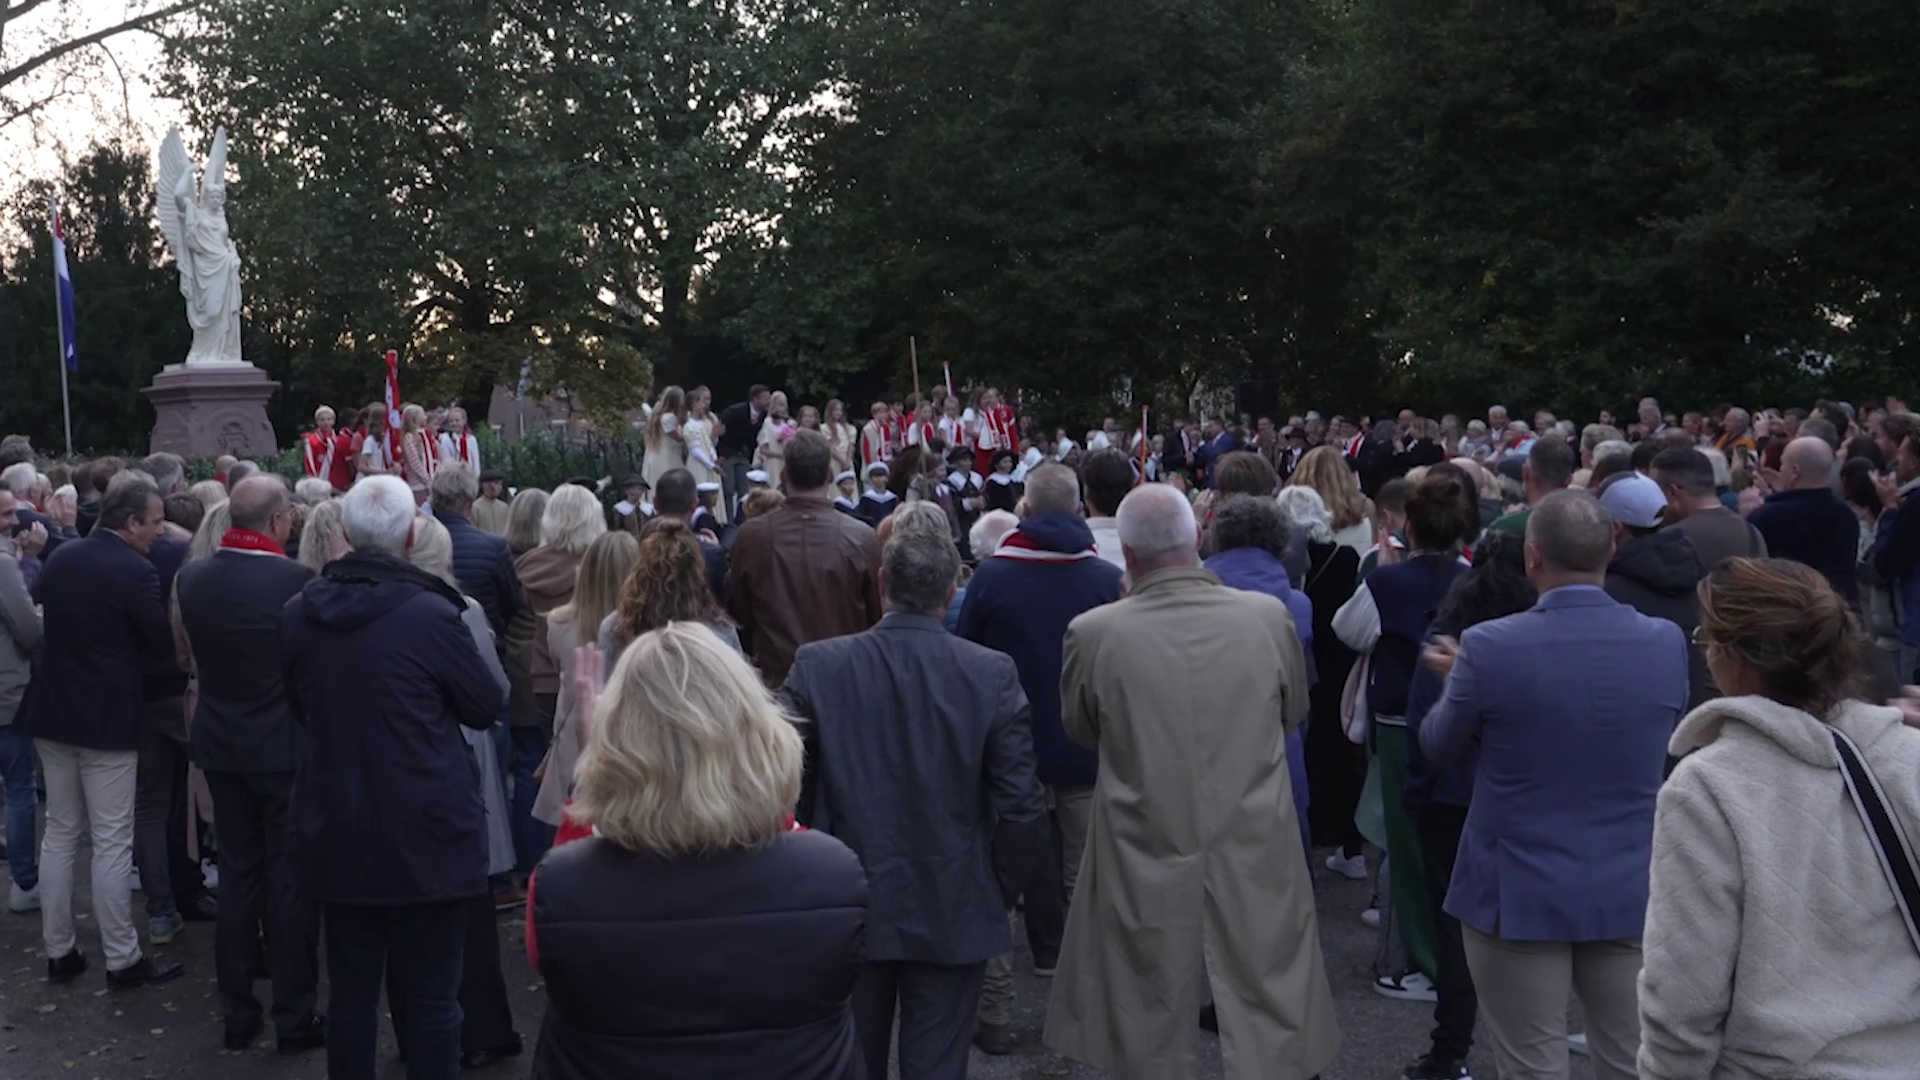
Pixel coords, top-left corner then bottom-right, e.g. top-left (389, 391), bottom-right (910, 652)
top-left (34, 1004), bottom-right (56, 1014)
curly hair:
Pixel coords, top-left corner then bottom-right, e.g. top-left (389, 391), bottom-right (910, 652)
top-left (1286, 445), bottom-right (1371, 532)
top-left (610, 519), bottom-right (729, 648)
top-left (1207, 494), bottom-right (1292, 559)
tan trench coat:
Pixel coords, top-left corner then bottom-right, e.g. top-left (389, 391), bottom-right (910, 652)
top-left (1044, 566), bottom-right (1338, 1080)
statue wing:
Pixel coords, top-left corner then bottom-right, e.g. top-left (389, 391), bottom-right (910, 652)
top-left (155, 126), bottom-right (190, 257)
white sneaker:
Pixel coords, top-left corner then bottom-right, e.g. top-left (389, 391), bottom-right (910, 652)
top-left (1373, 971), bottom-right (1438, 1002)
top-left (1568, 1034), bottom-right (1588, 1056)
top-left (1360, 907), bottom-right (1382, 929)
top-left (7, 883), bottom-right (38, 913)
top-left (1325, 852), bottom-right (1368, 880)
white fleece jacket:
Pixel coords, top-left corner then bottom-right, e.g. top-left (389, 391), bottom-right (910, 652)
top-left (1639, 695), bottom-right (1920, 1080)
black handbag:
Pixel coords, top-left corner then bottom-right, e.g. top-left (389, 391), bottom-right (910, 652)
top-left (1830, 726), bottom-right (1920, 955)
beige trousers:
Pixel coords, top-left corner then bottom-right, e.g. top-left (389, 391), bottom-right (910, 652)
top-left (36, 740), bottom-right (141, 971)
top-left (1462, 925), bottom-right (1641, 1080)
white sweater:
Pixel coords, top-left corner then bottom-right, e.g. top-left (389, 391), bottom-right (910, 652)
top-left (1639, 695), bottom-right (1920, 1080)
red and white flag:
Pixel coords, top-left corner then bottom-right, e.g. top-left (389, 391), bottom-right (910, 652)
top-left (384, 349), bottom-right (403, 465)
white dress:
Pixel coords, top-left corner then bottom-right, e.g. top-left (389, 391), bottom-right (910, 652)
top-left (756, 416), bottom-right (792, 490)
top-left (642, 411), bottom-right (684, 488)
top-left (682, 414), bottom-right (727, 524)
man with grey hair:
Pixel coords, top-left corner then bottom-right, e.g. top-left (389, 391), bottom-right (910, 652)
top-left (224, 460), bottom-right (261, 489)
top-left (283, 474), bottom-right (504, 1079)
top-left (139, 453), bottom-right (187, 499)
top-left (25, 473), bottom-right (182, 988)
top-left (783, 511), bottom-right (1045, 1080)
top-left (1418, 489), bottom-right (1687, 1080)
top-left (1046, 483), bottom-right (1334, 1080)
top-left (431, 461), bottom-right (522, 641)
top-left (956, 461), bottom-right (1122, 1053)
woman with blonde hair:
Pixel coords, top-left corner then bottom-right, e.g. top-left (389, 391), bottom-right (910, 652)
top-left (526, 624), bottom-right (866, 1080)
top-left (755, 390), bottom-right (795, 490)
top-left (504, 487), bottom-right (549, 557)
top-left (509, 484), bottom-right (608, 870)
top-left (641, 385), bottom-right (687, 490)
top-left (404, 515), bottom-right (523, 1068)
top-left (1640, 557), bottom-right (1920, 1079)
top-left (823, 398), bottom-right (858, 477)
top-left (189, 478), bottom-right (228, 512)
top-left (601, 519), bottom-right (740, 668)
top-left (681, 386), bottom-right (727, 524)
top-left (398, 403), bottom-right (438, 504)
top-left (1286, 445), bottom-right (1374, 553)
top-left (533, 531), bottom-right (640, 832)
top-left (297, 498), bottom-right (349, 574)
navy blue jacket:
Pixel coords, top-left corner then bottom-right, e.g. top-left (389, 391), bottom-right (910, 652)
top-left (1871, 484), bottom-right (1920, 646)
top-left (282, 552), bottom-right (504, 905)
top-left (530, 830), bottom-right (866, 1080)
top-left (1404, 618), bottom-right (1474, 810)
top-left (957, 513), bottom-right (1122, 788)
top-left (142, 535), bottom-right (191, 702)
top-left (1748, 488), bottom-right (1860, 605)
top-left (443, 511), bottom-right (523, 639)
top-left (1364, 555), bottom-right (1468, 718)
top-left (26, 529), bottom-right (173, 751)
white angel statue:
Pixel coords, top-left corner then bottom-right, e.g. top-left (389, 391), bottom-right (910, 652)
top-left (157, 125), bottom-right (244, 366)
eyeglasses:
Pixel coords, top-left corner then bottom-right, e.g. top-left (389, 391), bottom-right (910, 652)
top-left (1690, 626), bottom-right (1715, 647)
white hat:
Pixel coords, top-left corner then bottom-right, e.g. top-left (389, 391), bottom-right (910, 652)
top-left (866, 461), bottom-right (890, 477)
top-left (746, 469), bottom-right (769, 485)
top-left (1598, 473), bottom-right (1666, 529)
top-left (834, 470), bottom-right (856, 485)
top-left (696, 481), bottom-right (721, 494)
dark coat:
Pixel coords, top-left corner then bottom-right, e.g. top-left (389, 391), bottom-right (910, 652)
top-left (282, 552), bottom-right (504, 905)
top-left (175, 550), bottom-right (315, 774)
top-left (142, 536), bottom-right (191, 702)
top-left (25, 529), bottom-right (173, 751)
top-left (782, 614), bottom-right (1046, 965)
top-left (443, 511), bottom-right (524, 640)
top-left (1749, 488), bottom-right (1860, 606)
top-left (957, 513), bottom-right (1122, 788)
top-left (1605, 528), bottom-right (1711, 709)
top-left (529, 830), bottom-right (866, 1080)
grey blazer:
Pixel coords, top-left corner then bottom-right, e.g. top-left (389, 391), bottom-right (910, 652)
top-left (0, 548), bottom-right (41, 725)
top-left (782, 612), bottom-right (1046, 966)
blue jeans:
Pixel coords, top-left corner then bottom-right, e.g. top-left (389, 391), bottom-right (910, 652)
top-left (325, 900), bottom-right (466, 1080)
top-left (508, 721), bottom-right (554, 876)
top-left (0, 724), bottom-right (37, 890)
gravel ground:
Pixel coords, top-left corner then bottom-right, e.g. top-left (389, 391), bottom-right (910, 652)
top-left (0, 848), bottom-right (1596, 1079)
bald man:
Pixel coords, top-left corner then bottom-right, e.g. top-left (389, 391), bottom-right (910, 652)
top-left (1746, 436), bottom-right (1859, 603)
top-left (1044, 484), bottom-right (1334, 1080)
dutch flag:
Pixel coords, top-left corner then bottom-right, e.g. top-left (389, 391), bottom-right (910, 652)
top-left (50, 200), bottom-right (76, 373)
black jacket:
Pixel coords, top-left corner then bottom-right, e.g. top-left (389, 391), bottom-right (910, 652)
top-left (142, 536), bottom-right (190, 702)
top-left (176, 550), bottom-right (315, 774)
top-left (530, 831), bottom-right (866, 1080)
top-left (782, 614), bottom-right (1045, 965)
top-left (716, 400), bottom-right (760, 460)
top-left (26, 530), bottom-right (173, 751)
top-left (282, 553), bottom-right (504, 905)
top-left (1604, 529), bottom-right (1710, 709)
top-left (443, 511), bottom-right (523, 640)
top-left (1747, 487), bottom-right (1860, 606)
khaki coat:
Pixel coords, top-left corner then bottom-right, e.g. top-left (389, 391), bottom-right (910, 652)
top-left (1044, 566), bottom-right (1337, 1080)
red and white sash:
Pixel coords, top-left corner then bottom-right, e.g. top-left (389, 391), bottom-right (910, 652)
top-left (992, 528), bottom-right (1100, 563)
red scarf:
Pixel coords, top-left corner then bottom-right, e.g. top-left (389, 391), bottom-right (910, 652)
top-left (993, 527), bottom-right (1099, 563)
top-left (219, 527), bottom-right (285, 555)
top-left (305, 430), bottom-right (337, 478)
top-left (454, 432), bottom-right (474, 464)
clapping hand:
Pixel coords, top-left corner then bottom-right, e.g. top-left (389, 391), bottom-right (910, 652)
top-left (1874, 471), bottom-right (1902, 510)
top-left (15, 521), bottom-right (46, 557)
top-left (1422, 635), bottom-right (1461, 678)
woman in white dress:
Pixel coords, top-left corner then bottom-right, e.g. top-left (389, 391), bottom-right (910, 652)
top-left (682, 385), bottom-right (727, 524)
top-left (755, 391), bottom-right (795, 491)
top-left (823, 398), bottom-right (858, 477)
top-left (358, 401), bottom-right (393, 477)
top-left (641, 385), bottom-right (686, 490)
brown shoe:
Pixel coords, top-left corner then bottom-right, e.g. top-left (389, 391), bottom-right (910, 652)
top-left (493, 885), bottom-right (527, 912)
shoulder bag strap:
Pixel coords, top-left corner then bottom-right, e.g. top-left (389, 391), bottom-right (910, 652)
top-left (1830, 727), bottom-right (1920, 956)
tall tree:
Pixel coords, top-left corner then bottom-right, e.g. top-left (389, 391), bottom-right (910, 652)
top-left (1, 0), bottom-right (195, 133)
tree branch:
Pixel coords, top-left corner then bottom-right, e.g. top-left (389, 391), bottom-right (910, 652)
top-left (0, 0), bottom-right (200, 93)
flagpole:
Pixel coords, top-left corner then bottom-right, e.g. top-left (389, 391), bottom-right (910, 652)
top-left (910, 336), bottom-right (921, 400)
top-left (49, 198), bottom-right (73, 457)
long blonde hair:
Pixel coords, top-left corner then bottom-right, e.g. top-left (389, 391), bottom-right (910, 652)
top-left (571, 623), bottom-right (802, 856)
top-left (505, 488), bottom-right (549, 555)
top-left (644, 385), bottom-right (685, 442)
top-left (1286, 445), bottom-right (1372, 532)
top-left (552, 531), bottom-right (638, 639)
top-left (408, 515), bottom-right (457, 585)
top-left (300, 499), bottom-right (347, 573)
top-left (187, 500), bottom-right (232, 562)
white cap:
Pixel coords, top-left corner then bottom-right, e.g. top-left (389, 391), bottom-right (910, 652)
top-left (696, 482), bottom-right (721, 494)
top-left (866, 461), bottom-right (890, 477)
top-left (834, 470), bottom-right (856, 485)
top-left (746, 469), bottom-right (769, 485)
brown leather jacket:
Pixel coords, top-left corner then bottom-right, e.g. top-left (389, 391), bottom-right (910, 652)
top-left (727, 494), bottom-right (883, 686)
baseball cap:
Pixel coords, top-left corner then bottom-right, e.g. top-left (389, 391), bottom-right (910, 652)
top-left (1598, 473), bottom-right (1666, 529)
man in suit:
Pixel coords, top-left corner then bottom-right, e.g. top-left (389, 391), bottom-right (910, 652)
top-left (1161, 418), bottom-right (1195, 477)
top-left (27, 473), bottom-right (183, 988)
top-left (1419, 489), bottom-right (1688, 1080)
top-left (717, 383), bottom-right (770, 518)
top-left (430, 463), bottom-right (523, 643)
top-left (175, 476), bottom-right (325, 1053)
top-left (782, 504), bottom-right (1045, 1080)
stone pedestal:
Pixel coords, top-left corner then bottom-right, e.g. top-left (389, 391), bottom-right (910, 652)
top-left (144, 362), bottom-right (280, 457)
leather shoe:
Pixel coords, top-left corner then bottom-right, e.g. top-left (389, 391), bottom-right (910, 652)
top-left (46, 949), bottom-right (87, 984)
top-left (181, 893), bottom-right (219, 922)
top-left (277, 1014), bottom-right (326, 1054)
top-left (107, 955), bottom-right (185, 989)
top-left (972, 1020), bottom-right (1015, 1056)
top-left (460, 1032), bottom-right (523, 1069)
top-left (223, 1017), bottom-right (263, 1052)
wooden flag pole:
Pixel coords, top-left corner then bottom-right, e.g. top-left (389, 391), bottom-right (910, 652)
top-left (910, 336), bottom-right (922, 399)
top-left (1137, 404), bottom-right (1149, 484)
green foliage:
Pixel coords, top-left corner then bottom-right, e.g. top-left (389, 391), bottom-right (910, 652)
top-left (477, 428), bottom-right (647, 496)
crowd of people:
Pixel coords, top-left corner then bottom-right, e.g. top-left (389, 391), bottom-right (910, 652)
top-left (0, 382), bottom-right (1919, 1080)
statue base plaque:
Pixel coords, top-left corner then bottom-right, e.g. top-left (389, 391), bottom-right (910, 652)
top-left (144, 362), bottom-right (280, 458)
